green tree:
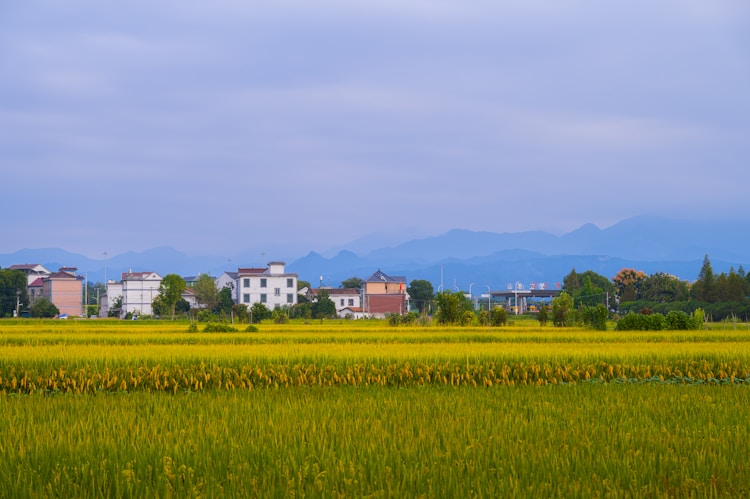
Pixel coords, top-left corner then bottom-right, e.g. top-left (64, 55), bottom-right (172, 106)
top-left (193, 274), bottom-right (219, 311)
top-left (488, 306), bottom-right (508, 326)
top-left (30, 297), bottom-right (59, 318)
top-left (232, 303), bottom-right (249, 323)
top-left (537, 306), bottom-right (548, 326)
top-left (250, 302), bottom-right (272, 323)
top-left (339, 277), bottom-right (363, 289)
top-left (574, 276), bottom-right (605, 307)
top-left (435, 291), bottom-right (472, 325)
top-left (406, 279), bottom-right (434, 314)
top-left (0, 268), bottom-right (28, 318)
top-left (580, 304), bottom-right (608, 330)
top-left (640, 273), bottom-right (689, 303)
top-left (157, 274), bottom-right (187, 320)
top-left (217, 286), bottom-right (234, 316)
top-left (691, 254), bottom-right (715, 302)
top-left (551, 292), bottom-right (574, 327)
top-left (311, 289), bottom-right (337, 319)
top-left (562, 268), bottom-right (581, 294)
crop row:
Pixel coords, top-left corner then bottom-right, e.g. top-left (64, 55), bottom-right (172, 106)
top-left (2, 359), bottom-right (749, 394)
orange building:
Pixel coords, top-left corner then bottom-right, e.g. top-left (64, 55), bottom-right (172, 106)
top-left (362, 269), bottom-right (408, 317)
top-left (42, 268), bottom-right (83, 317)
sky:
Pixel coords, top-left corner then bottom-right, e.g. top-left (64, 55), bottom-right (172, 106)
top-left (2, 1), bottom-right (749, 259)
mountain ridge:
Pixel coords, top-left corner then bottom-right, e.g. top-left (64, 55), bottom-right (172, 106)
top-left (2, 216), bottom-right (748, 288)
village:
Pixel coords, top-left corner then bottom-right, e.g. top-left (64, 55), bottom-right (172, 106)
top-left (6, 262), bottom-right (414, 320)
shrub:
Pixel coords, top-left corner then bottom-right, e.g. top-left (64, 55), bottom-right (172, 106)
top-left (203, 322), bottom-right (238, 333)
top-left (245, 325), bottom-right (259, 332)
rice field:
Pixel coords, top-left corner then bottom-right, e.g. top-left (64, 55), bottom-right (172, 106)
top-left (1, 319), bottom-right (750, 497)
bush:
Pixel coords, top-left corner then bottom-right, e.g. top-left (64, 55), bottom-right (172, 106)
top-left (30, 298), bottom-right (59, 318)
top-left (203, 322), bottom-right (238, 333)
top-left (580, 304), bottom-right (608, 330)
top-left (245, 325), bottom-right (259, 332)
top-left (616, 311), bottom-right (667, 331)
top-left (272, 309), bottom-right (290, 324)
top-left (187, 323), bottom-right (199, 333)
top-left (489, 306), bottom-right (507, 327)
top-left (665, 310), bottom-right (690, 330)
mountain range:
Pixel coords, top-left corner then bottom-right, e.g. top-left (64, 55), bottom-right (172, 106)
top-left (2, 216), bottom-right (748, 290)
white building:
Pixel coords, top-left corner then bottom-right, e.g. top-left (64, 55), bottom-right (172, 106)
top-left (215, 271), bottom-right (238, 293)
top-left (303, 287), bottom-right (362, 318)
top-left (99, 281), bottom-right (123, 317)
top-left (9, 264), bottom-right (51, 286)
top-left (120, 270), bottom-right (162, 318)
top-left (235, 262), bottom-right (297, 310)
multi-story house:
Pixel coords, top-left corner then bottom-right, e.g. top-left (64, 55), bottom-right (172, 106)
top-left (41, 267), bottom-right (83, 317)
top-left (235, 262), bottom-right (297, 310)
top-left (99, 281), bottom-right (123, 318)
top-left (9, 263), bottom-right (51, 286)
top-left (362, 269), bottom-right (408, 317)
top-left (120, 270), bottom-right (162, 318)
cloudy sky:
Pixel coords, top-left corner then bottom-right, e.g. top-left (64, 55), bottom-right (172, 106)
top-left (2, 1), bottom-right (749, 258)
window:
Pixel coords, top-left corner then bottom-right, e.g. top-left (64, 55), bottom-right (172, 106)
top-left (260, 294), bottom-right (267, 303)
top-left (274, 288), bottom-right (280, 296)
top-left (340, 299), bottom-right (344, 306)
top-left (243, 293), bottom-right (250, 303)
top-left (348, 299), bottom-right (354, 306)
top-left (287, 293), bottom-right (294, 303)
top-left (287, 278), bottom-right (294, 288)
top-left (243, 278), bottom-right (250, 288)
top-left (260, 278), bottom-right (267, 288)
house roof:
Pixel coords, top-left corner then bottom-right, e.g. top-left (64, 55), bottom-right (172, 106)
top-left (9, 263), bottom-right (50, 273)
top-left (46, 271), bottom-right (81, 280)
top-left (365, 269), bottom-right (406, 284)
top-left (121, 271), bottom-right (161, 281)
top-left (310, 288), bottom-right (360, 296)
top-left (237, 267), bottom-right (267, 275)
top-left (340, 307), bottom-right (364, 313)
top-left (28, 277), bottom-right (44, 287)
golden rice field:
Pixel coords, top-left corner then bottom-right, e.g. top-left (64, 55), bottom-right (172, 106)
top-left (2, 318), bottom-right (750, 497)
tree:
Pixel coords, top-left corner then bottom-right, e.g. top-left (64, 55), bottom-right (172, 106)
top-left (30, 297), bottom-right (59, 318)
top-left (640, 273), bottom-right (689, 303)
top-left (612, 268), bottom-right (647, 302)
top-left (250, 302), bottom-right (272, 323)
top-left (488, 306), bottom-right (507, 326)
top-left (0, 268), bottom-right (28, 318)
top-left (435, 291), bottom-right (472, 325)
top-left (217, 286), bottom-right (234, 316)
top-left (574, 276), bottom-right (605, 307)
top-left (691, 254), bottom-right (715, 302)
top-left (562, 268), bottom-right (581, 294)
top-left (193, 274), bottom-right (219, 311)
top-left (108, 296), bottom-right (122, 317)
top-left (311, 289), bottom-right (337, 319)
top-left (157, 274), bottom-right (187, 320)
top-left (340, 277), bottom-right (363, 289)
top-left (551, 292), bottom-right (574, 327)
top-left (580, 304), bottom-right (608, 330)
top-left (407, 279), bottom-right (434, 314)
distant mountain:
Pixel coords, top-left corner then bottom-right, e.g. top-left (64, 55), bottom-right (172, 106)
top-left (2, 216), bottom-right (749, 289)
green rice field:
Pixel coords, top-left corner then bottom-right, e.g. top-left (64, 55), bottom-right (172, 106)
top-left (1, 319), bottom-right (749, 497)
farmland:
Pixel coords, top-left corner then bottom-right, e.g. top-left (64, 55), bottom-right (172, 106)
top-left (1, 319), bottom-right (750, 497)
